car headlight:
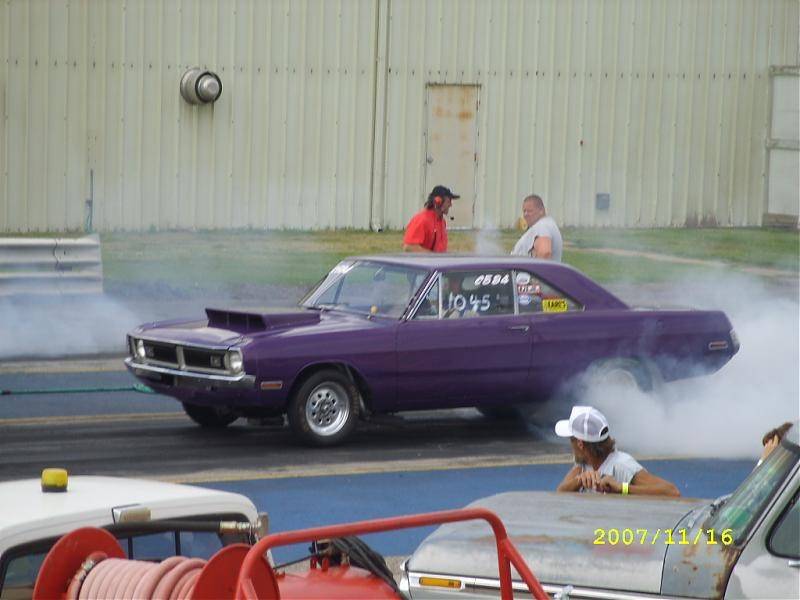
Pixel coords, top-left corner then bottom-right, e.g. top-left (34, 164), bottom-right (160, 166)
top-left (227, 350), bottom-right (243, 374)
top-left (135, 339), bottom-right (146, 359)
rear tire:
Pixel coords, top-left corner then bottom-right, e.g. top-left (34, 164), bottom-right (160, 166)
top-left (182, 403), bottom-right (238, 428)
top-left (288, 369), bottom-right (359, 446)
top-left (586, 358), bottom-right (658, 392)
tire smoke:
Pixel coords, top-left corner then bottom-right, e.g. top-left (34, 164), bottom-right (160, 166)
top-left (576, 274), bottom-right (798, 459)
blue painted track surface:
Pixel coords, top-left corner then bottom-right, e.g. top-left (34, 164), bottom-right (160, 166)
top-left (209, 459), bottom-right (753, 562)
top-left (0, 371), bottom-right (177, 417)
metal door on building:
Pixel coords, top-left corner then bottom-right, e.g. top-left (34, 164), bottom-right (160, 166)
top-left (764, 66), bottom-right (799, 227)
top-left (424, 85), bottom-right (479, 229)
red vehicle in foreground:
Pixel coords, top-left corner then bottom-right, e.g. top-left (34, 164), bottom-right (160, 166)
top-left (34, 509), bottom-right (546, 600)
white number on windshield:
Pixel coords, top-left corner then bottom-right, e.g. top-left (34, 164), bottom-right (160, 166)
top-left (474, 273), bottom-right (509, 286)
top-left (448, 293), bottom-right (491, 312)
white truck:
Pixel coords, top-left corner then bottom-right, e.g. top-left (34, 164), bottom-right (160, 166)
top-left (0, 470), bottom-right (265, 600)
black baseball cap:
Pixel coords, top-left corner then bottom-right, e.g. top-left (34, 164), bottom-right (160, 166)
top-left (429, 185), bottom-right (460, 200)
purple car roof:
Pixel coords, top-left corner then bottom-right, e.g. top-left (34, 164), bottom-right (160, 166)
top-left (348, 254), bottom-right (628, 310)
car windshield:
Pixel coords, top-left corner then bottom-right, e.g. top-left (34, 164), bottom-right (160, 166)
top-left (302, 261), bottom-right (430, 318)
top-left (704, 439), bottom-right (799, 545)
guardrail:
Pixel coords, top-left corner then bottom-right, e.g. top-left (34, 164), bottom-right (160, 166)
top-left (0, 235), bottom-right (103, 296)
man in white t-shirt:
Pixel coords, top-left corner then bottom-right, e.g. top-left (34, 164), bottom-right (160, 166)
top-left (510, 194), bottom-right (563, 261)
top-left (554, 406), bottom-right (680, 497)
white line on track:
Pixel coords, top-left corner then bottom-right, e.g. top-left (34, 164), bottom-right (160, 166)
top-left (0, 412), bottom-right (184, 426)
top-left (0, 357), bottom-right (126, 374)
top-left (154, 454), bottom-right (579, 484)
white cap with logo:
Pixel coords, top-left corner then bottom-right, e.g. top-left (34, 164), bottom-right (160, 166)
top-left (554, 406), bottom-right (610, 442)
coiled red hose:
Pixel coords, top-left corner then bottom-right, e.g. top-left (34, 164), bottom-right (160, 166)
top-left (66, 555), bottom-right (206, 600)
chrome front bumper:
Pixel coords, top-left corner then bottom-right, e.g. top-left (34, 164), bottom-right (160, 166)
top-left (124, 357), bottom-right (256, 389)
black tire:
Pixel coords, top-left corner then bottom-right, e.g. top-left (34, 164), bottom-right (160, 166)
top-left (287, 369), bottom-right (360, 446)
top-left (182, 403), bottom-right (238, 428)
top-left (586, 358), bottom-right (658, 392)
top-left (477, 405), bottom-right (519, 420)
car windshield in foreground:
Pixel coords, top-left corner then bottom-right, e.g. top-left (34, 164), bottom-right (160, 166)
top-left (704, 439), bottom-right (799, 545)
top-left (302, 261), bottom-right (429, 319)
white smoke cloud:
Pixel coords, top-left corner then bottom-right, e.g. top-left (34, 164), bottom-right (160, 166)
top-left (575, 273), bottom-right (799, 459)
top-left (474, 224), bottom-right (506, 255)
top-left (0, 295), bottom-right (142, 359)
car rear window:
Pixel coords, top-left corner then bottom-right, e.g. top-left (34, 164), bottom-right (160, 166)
top-left (514, 270), bottom-right (583, 314)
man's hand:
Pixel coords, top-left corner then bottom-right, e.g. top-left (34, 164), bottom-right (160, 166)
top-left (599, 475), bottom-right (622, 494)
top-left (761, 435), bottom-right (780, 462)
top-left (578, 470), bottom-right (602, 492)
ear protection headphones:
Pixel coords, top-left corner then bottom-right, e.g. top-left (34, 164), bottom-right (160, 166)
top-left (434, 196), bottom-right (443, 206)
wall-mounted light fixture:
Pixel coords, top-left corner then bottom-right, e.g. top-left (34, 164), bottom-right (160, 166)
top-left (180, 68), bottom-right (222, 105)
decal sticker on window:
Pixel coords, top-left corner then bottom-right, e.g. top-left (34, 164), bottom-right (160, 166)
top-left (517, 283), bottom-right (541, 295)
top-left (518, 294), bottom-right (532, 306)
top-left (474, 273), bottom-right (510, 286)
top-left (542, 298), bottom-right (568, 313)
top-left (515, 272), bottom-right (531, 285)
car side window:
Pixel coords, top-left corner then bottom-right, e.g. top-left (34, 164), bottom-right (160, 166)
top-left (442, 270), bottom-right (514, 318)
top-left (514, 271), bottom-right (583, 314)
top-left (768, 493), bottom-right (800, 558)
top-left (1, 551), bottom-right (47, 600)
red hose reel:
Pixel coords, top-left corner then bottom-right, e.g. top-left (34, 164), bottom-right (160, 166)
top-left (33, 508), bottom-right (548, 600)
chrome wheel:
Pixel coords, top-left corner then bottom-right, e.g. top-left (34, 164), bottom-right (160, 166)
top-left (598, 367), bottom-right (640, 390)
top-left (304, 382), bottom-right (351, 437)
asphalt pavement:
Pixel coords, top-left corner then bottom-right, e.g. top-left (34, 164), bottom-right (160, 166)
top-left (1, 364), bottom-right (754, 560)
top-left (0, 365), bottom-right (568, 483)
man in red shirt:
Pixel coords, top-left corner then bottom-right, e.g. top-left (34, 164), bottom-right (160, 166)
top-left (402, 185), bottom-right (460, 253)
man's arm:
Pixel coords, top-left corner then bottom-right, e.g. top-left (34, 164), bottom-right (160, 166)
top-left (556, 465), bottom-right (583, 492)
top-left (532, 235), bottom-right (553, 259)
top-left (627, 469), bottom-right (680, 497)
top-left (403, 243), bottom-right (432, 253)
top-left (557, 466), bottom-right (601, 492)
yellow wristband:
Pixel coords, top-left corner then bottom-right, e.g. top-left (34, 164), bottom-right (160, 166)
top-left (622, 482), bottom-right (629, 495)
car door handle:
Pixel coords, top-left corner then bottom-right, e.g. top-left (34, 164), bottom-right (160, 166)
top-left (788, 560), bottom-right (800, 568)
top-left (507, 325), bottom-right (529, 332)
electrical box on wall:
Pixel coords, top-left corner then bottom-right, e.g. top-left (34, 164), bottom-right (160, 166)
top-left (596, 193), bottom-right (611, 211)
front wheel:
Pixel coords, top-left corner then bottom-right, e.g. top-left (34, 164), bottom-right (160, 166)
top-left (182, 403), bottom-right (238, 428)
top-left (287, 370), bottom-right (359, 446)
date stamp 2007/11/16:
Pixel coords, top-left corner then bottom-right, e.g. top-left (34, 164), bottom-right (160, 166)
top-left (593, 528), bottom-right (734, 546)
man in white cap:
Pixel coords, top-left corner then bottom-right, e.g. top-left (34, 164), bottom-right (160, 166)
top-left (555, 406), bottom-right (680, 496)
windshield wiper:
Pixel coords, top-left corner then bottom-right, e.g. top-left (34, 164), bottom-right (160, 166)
top-left (708, 493), bottom-right (732, 517)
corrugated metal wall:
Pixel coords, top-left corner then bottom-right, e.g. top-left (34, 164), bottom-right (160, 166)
top-left (1, 0), bottom-right (798, 231)
top-left (0, 0), bottom-right (377, 231)
top-left (378, 0), bottom-right (800, 229)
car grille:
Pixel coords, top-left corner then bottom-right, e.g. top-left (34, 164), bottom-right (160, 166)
top-left (133, 338), bottom-right (229, 374)
top-left (183, 347), bottom-right (227, 370)
top-left (147, 342), bottom-right (178, 364)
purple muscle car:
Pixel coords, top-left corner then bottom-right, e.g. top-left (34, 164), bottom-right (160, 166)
top-left (125, 256), bottom-right (739, 445)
